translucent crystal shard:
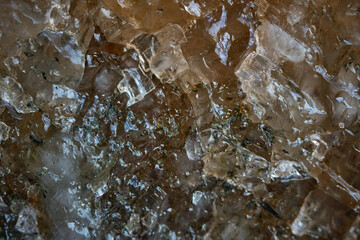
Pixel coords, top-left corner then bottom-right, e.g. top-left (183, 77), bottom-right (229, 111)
top-left (150, 24), bottom-right (189, 82)
top-left (27, 133), bottom-right (97, 239)
top-left (255, 20), bottom-right (306, 63)
top-left (95, 4), bottom-right (140, 45)
top-left (23, 30), bottom-right (85, 89)
top-left (0, 121), bottom-right (10, 141)
top-left (234, 52), bottom-right (272, 121)
top-left (185, 133), bottom-right (204, 161)
top-left (15, 206), bottom-right (39, 234)
top-left (270, 160), bottom-right (306, 179)
top-left (131, 33), bottom-right (161, 69)
top-left (117, 68), bottom-right (155, 107)
top-left (235, 51), bottom-right (326, 138)
top-left (291, 190), bottom-right (356, 238)
top-left (130, 24), bottom-right (189, 82)
top-left (203, 144), bottom-right (270, 191)
top-left (150, 46), bottom-right (189, 82)
top-left (0, 73), bottom-right (38, 113)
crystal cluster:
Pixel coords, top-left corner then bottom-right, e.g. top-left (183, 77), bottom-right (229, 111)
top-left (0, 0), bottom-right (359, 239)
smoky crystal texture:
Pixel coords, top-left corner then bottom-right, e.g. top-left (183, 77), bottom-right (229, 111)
top-left (0, 0), bottom-right (359, 239)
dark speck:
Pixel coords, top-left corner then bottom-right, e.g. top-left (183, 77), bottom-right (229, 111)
top-left (223, 182), bottom-right (233, 192)
top-left (41, 72), bottom-right (47, 80)
top-left (261, 203), bottom-right (281, 219)
top-left (24, 52), bottom-right (34, 57)
top-left (30, 135), bottom-right (44, 145)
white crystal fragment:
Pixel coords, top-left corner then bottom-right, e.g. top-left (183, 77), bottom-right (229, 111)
top-left (192, 191), bottom-right (205, 205)
top-left (148, 24), bottom-right (189, 82)
top-left (255, 20), bottom-right (306, 62)
top-left (42, 30), bottom-right (84, 65)
top-left (117, 68), bottom-right (155, 107)
top-left (155, 24), bottom-right (187, 47)
top-left (15, 207), bottom-right (39, 234)
top-left (235, 51), bottom-right (326, 135)
top-left (150, 46), bottom-right (189, 82)
top-left (0, 74), bottom-right (38, 113)
top-left (203, 144), bottom-right (270, 190)
top-left (185, 135), bottom-right (204, 161)
top-left (270, 160), bottom-right (305, 179)
top-left (0, 121), bottom-right (10, 142)
top-left (183, 1), bottom-right (202, 17)
top-left (48, 84), bottom-right (84, 114)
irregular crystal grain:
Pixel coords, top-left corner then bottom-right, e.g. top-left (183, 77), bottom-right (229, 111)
top-left (255, 20), bottom-right (306, 63)
top-left (0, 73), bottom-right (38, 113)
top-left (0, 121), bottom-right (10, 142)
top-left (291, 190), bottom-right (356, 238)
top-left (117, 68), bottom-right (155, 107)
top-left (203, 143), bottom-right (270, 192)
top-left (131, 24), bottom-right (189, 82)
top-left (15, 206), bottom-right (39, 234)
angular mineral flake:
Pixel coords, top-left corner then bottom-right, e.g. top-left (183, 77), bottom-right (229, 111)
top-left (117, 68), bottom-right (155, 107)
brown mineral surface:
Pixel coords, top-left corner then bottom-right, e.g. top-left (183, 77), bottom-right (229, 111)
top-left (0, 0), bottom-right (359, 239)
